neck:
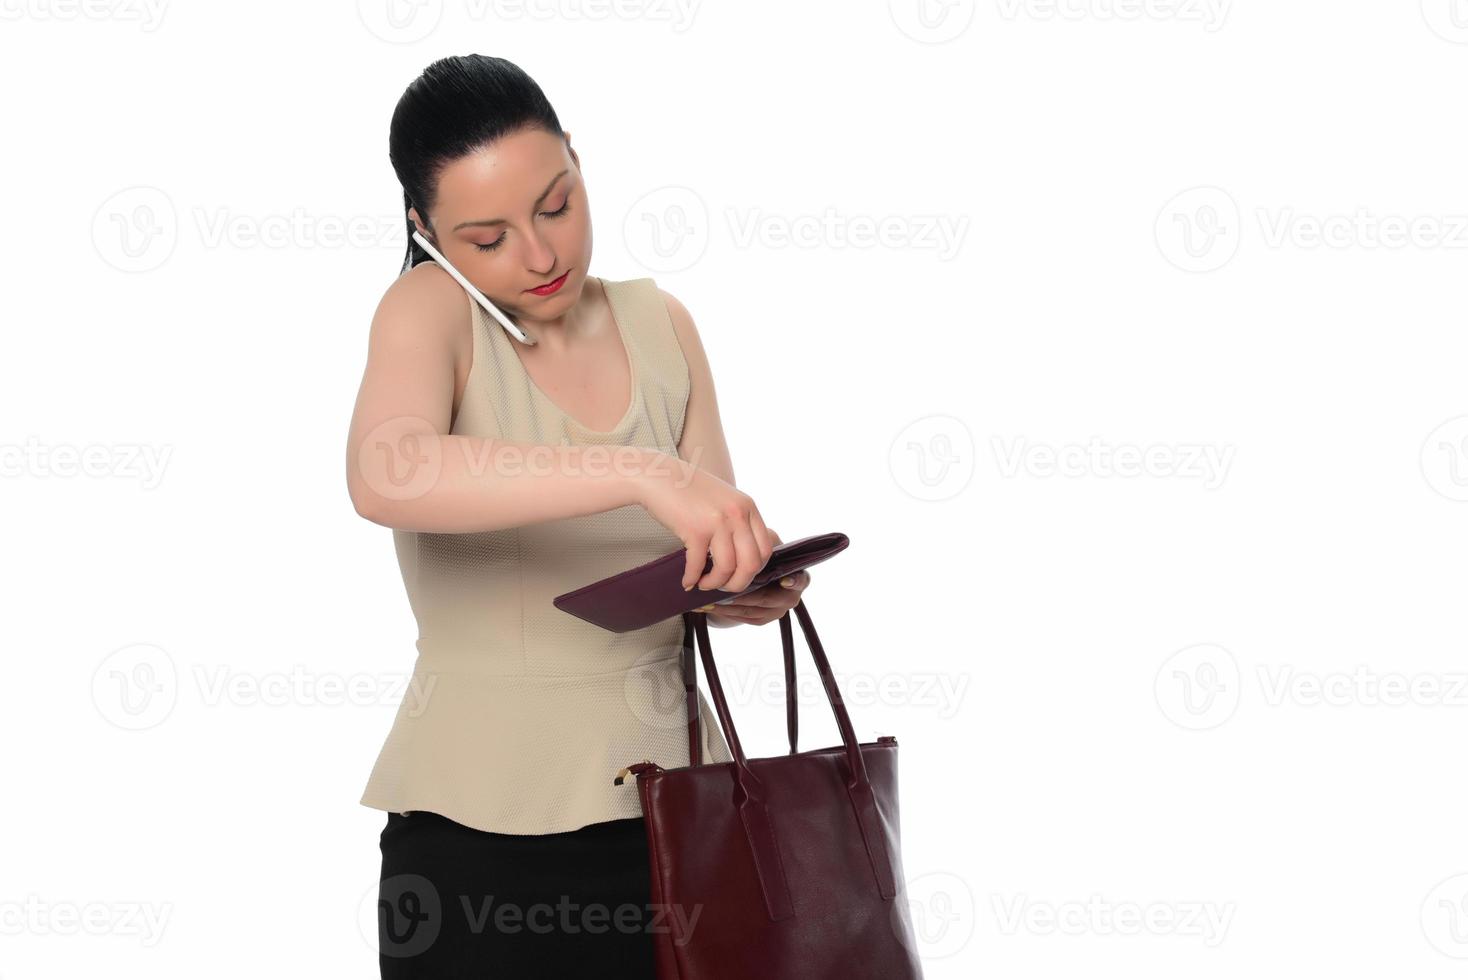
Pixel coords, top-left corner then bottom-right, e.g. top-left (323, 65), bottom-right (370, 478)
top-left (507, 275), bottom-right (601, 351)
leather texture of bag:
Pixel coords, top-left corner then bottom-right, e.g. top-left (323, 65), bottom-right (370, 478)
top-left (553, 531), bottom-right (851, 633)
top-left (613, 598), bottom-right (926, 979)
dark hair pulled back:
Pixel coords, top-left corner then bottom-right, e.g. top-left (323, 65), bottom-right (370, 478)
top-left (389, 54), bottom-right (564, 275)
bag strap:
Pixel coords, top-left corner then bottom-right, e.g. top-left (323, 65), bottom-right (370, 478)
top-left (684, 600), bottom-right (900, 921)
top-left (679, 610), bottom-right (800, 763)
top-left (682, 612), bottom-right (700, 766)
top-left (780, 611), bottom-right (798, 753)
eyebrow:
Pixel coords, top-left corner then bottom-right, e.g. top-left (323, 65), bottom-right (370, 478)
top-left (451, 169), bottom-right (570, 232)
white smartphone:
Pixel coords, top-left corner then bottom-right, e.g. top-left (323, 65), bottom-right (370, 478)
top-left (410, 229), bottom-right (536, 346)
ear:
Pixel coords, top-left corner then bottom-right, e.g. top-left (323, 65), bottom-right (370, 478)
top-left (563, 131), bottom-right (580, 169)
top-left (407, 207), bottom-right (432, 240)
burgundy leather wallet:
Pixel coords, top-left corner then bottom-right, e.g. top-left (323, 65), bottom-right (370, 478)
top-left (552, 531), bottom-right (849, 632)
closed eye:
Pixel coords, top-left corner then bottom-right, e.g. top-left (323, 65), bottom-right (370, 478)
top-left (475, 201), bottom-right (572, 253)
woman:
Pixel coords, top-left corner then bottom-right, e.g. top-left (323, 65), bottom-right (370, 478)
top-left (346, 54), bottom-right (812, 977)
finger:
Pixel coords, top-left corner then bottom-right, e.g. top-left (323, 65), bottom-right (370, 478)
top-left (696, 604), bottom-right (769, 623)
top-left (724, 520), bottom-right (762, 594)
top-left (719, 579), bottom-right (796, 608)
top-left (698, 527), bottom-right (735, 591)
top-left (706, 581), bottom-right (805, 616)
top-left (779, 570), bottom-right (811, 591)
top-left (707, 571), bottom-right (808, 611)
top-left (751, 513), bottom-right (776, 563)
top-left (711, 592), bottom-right (777, 611)
top-left (683, 534), bottom-right (711, 591)
top-left (739, 572), bottom-right (808, 603)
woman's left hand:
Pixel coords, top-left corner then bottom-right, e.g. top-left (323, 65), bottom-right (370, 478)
top-left (691, 529), bottom-right (809, 626)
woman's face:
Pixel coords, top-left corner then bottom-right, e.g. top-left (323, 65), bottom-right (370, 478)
top-left (410, 127), bottom-right (593, 323)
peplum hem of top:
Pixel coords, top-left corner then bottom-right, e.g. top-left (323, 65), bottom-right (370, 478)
top-left (359, 656), bottom-right (734, 836)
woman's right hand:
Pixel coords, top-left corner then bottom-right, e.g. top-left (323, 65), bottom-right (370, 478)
top-left (633, 455), bottom-right (774, 594)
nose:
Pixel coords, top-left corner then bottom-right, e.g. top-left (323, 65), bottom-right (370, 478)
top-left (519, 227), bottom-right (557, 276)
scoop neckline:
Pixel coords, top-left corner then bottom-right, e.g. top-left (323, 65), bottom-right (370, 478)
top-left (488, 274), bottom-right (641, 436)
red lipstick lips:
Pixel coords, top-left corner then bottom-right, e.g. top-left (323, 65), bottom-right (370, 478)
top-left (526, 270), bottom-right (569, 296)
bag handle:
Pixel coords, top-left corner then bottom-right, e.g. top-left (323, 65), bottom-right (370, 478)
top-left (681, 599), bottom-right (900, 920)
top-left (680, 608), bottom-right (800, 766)
top-left (681, 612), bottom-right (701, 766)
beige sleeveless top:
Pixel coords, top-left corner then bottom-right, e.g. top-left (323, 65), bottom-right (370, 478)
top-left (359, 265), bottom-right (733, 835)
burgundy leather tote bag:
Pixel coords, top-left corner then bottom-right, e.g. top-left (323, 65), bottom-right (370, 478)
top-left (614, 599), bottom-right (925, 979)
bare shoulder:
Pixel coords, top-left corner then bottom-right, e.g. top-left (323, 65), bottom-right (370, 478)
top-left (369, 261), bottom-right (472, 362)
top-left (655, 285), bottom-right (710, 370)
top-left (368, 262), bottom-right (474, 417)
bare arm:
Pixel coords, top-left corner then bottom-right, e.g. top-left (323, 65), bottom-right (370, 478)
top-left (345, 264), bottom-right (665, 533)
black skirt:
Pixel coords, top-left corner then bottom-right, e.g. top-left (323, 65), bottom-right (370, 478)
top-left (377, 808), bottom-right (656, 979)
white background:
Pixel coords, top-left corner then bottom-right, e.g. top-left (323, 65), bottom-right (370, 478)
top-left (3, 0), bottom-right (1467, 976)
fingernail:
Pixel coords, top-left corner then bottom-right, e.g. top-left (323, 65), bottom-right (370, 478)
top-left (780, 577), bottom-right (794, 587)
top-left (694, 604), bottom-right (714, 612)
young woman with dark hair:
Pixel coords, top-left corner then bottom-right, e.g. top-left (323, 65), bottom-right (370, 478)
top-left (346, 54), bottom-right (812, 976)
